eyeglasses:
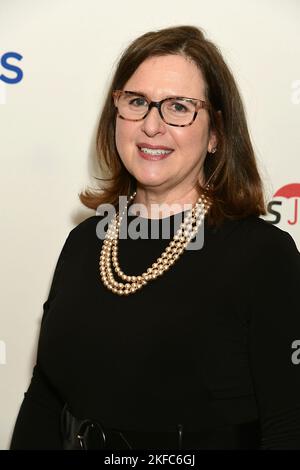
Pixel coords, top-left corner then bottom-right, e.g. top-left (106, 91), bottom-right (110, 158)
top-left (112, 90), bottom-right (210, 127)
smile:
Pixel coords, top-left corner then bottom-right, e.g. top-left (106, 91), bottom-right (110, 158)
top-left (137, 145), bottom-right (174, 161)
top-left (139, 147), bottom-right (173, 155)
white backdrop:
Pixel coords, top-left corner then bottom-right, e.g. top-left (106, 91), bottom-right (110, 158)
top-left (0, 0), bottom-right (299, 450)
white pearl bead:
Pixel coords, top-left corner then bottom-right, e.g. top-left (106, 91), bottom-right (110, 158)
top-left (99, 192), bottom-right (211, 295)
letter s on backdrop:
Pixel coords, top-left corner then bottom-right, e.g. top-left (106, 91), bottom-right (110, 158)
top-left (0, 52), bottom-right (23, 84)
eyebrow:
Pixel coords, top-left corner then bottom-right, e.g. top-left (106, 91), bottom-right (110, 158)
top-left (124, 90), bottom-right (199, 101)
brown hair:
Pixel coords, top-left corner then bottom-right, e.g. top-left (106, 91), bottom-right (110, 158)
top-left (79, 25), bottom-right (267, 226)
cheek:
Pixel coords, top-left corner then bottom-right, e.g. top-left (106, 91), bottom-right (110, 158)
top-left (115, 121), bottom-right (125, 152)
top-left (173, 127), bottom-right (207, 158)
top-left (115, 120), bottom-right (137, 156)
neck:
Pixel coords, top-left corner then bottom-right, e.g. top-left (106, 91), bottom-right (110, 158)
top-left (129, 186), bottom-right (204, 219)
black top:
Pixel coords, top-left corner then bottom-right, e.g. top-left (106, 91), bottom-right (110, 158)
top-left (10, 212), bottom-right (300, 449)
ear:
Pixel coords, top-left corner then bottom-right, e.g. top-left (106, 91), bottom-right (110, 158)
top-left (208, 130), bottom-right (218, 153)
top-left (208, 110), bottom-right (222, 152)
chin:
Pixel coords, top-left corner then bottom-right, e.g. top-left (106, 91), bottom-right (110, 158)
top-left (133, 171), bottom-right (169, 186)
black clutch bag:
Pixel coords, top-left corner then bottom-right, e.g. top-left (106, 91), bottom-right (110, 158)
top-left (60, 404), bottom-right (107, 450)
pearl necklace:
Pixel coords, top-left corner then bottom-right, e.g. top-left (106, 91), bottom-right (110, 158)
top-left (99, 191), bottom-right (211, 296)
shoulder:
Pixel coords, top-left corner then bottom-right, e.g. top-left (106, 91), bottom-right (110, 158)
top-left (210, 215), bottom-right (299, 275)
top-left (212, 214), bottom-right (298, 252)
top-left (69, 215), bottom-right (101, 237)
top-left (236, 216), bottom-right (300, 282)
top-left (240, 216), bottom-right (299, 256)
top-left (216, 217), bottom-right (300, 306)
top-left (64, 215), bottom-right (104, 251)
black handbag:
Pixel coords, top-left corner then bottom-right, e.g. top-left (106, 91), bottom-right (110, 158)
top-left (60, 404), bottom-right (107, 450)
top-left (60, 403), bottom-right (261, 450)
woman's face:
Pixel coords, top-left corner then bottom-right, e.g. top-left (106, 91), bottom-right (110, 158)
top-left (115, 54), bottom-right (216, 196)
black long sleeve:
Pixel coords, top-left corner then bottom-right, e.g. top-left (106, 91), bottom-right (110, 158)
top-left (10, 234), bottom-right (72, 450)
top-left (10, 213), bottom-right (300, 449)
top-left (247, 230), bottom-right (300, 448)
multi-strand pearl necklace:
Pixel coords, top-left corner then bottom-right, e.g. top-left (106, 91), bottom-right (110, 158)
top-left (99, 191), bottom-right (211, 296)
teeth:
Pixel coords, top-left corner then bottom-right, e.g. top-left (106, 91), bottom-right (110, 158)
top-left (140, 147), bottom-right (172, 155)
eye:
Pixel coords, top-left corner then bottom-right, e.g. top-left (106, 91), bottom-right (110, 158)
top-left (129, 96), bottom-right (148, 107)
top-left (166, 100), bottom-right (189, 113)
top-left (173, 102), bottom-right (187, 112)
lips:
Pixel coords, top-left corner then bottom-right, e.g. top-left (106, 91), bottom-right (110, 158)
top-left (137, 144), bottom-right (174, 161)
top-left (137, 142), bottom-right (174, 151)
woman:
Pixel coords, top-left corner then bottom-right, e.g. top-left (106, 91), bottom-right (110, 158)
top-left (10, 25), bottom-right (300, 450)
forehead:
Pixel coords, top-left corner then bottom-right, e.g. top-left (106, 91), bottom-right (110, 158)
top-left (123, 54), bottom-right (206, 99)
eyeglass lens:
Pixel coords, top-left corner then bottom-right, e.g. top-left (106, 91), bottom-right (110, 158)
top-left (116, 93), bottom-right (197, 126)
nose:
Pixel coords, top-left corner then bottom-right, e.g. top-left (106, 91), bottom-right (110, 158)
top-left (141, 106), bottom-right (166, 136)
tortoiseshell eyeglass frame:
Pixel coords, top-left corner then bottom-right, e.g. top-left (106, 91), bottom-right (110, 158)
top-left (112, 90), bottom-right (211, 127)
